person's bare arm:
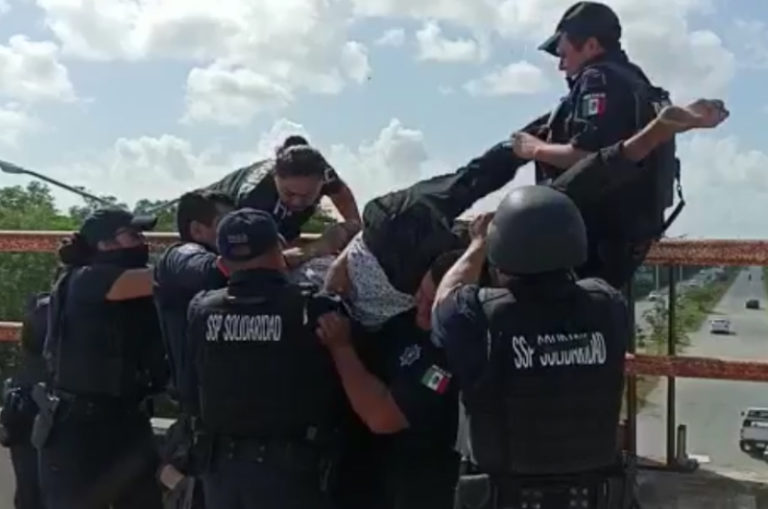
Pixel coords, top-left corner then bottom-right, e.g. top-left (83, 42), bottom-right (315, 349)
top-left (106, 268), bottom-right (154, 301)
top-left (434, 214), bottom-right (493, 306)
top-left (327, 183), bottom-right (362, 226)
top-left (317, 313), bottom-right (409, 434)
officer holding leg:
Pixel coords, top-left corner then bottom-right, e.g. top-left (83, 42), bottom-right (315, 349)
top-left (517, 1), bottom-right (677, 288)
top-left (432, 186), bottom-right (633, 509)
top-left (186, 208), bottom-right (345, 509)
top-left (39, 208), bottom-right (167, 509)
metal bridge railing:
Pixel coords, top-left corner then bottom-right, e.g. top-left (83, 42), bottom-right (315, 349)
top-left (1, 231), bottom-right (768, 469)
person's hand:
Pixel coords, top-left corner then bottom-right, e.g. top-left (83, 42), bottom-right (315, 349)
top-left (511, 131), bottom-right (544, 160)
top-left (316, 312), bottom-right (352, 351)
top-left (469, 213), bottom-right (494, 244)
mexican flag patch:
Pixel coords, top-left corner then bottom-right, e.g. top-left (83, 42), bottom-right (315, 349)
top-left (421, 365), bottom-right (452, 394)
top-left (582, 92), bottom-right (606, 117)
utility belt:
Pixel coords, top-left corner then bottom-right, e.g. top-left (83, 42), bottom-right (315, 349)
top-left (212, 435), bottom-right (337, 491)
top-left (53, 389), bottom-right (148, 417)
top-left (455, 462), bottom-right (637, 509)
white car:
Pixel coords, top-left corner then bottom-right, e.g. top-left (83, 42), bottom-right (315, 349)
top-left (648, 291), bottom-right (662, 302)
top-left (710, 318), bottom-right (731, 335)
top-left (740, 408), bottom-right (768, 455)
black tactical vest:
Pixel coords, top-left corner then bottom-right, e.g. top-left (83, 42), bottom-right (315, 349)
top-left (196, 284), bottom-right (341, 440)
top-left (464, 278), bottom-right (628, 475)
top-left (46, 267), bottom-right (168, 399)
top-left (543, 61), bottom-right (682, 241)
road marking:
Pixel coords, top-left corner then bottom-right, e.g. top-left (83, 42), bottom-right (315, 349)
top-left (688, 454), bottom-right (711, 464)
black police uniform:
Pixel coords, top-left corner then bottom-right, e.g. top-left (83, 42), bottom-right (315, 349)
top-left (370, 310), bottom-right (460, 509)
top-left (207, 159), bottom-right (344, 242)
top-left (153, 242), bottom-right (227, 410)
top-left (1, 293), bottom-right (49, 509)
top-left (542, 49), bottom-right (677, 288)
top-left (153, 242), bottom-right (228, 509)
top-left (39, 256), bottom-right (167, 507)
top-left (188, 268), bottom-right (344, 509)
top-left (433, 276), bottom-right (631, 508)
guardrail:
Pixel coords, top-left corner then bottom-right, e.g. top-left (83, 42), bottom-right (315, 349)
top-left (1, 231), bottom-right (767, 469)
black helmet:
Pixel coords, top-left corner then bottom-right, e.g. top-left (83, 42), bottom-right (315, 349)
top-left (486, 186), bottom-right (587, 275)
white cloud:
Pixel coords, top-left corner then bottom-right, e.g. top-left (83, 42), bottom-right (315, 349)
top-left (182, 64), bottom-right (293, 126)
top-left (376, 28), bottom-right (406, 47)
top-left (34, 0), bottom-right (370, 125)
top-left (729, 19), bottom-right (768, 70)
top-left (0, 104), bottom-right (39, 146)
top-left (416, 21), bottom-right (488, 63)
top-left (464, 61), bottom-right (549, 96)
top-left (341, 41), bottom-right (371, 83)
top-left (0, 35), bottom-right (75, 103)
top-left (351, 0), bottom-right (734, 101)
top-left (668, 134), bottom-right (768, 239)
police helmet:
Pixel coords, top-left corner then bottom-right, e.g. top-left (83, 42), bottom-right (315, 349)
top-left (486, 186), bottom-right (587, 275)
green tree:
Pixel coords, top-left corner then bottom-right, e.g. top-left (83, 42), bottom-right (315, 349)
top-left (0, 183), bottom-right (79, 379)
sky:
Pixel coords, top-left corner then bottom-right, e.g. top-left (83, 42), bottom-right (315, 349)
top-left (0, 0), bottom-right (765, 239)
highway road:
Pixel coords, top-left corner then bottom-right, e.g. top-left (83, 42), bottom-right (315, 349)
top-left (637, 267), bottom-right (768, 479)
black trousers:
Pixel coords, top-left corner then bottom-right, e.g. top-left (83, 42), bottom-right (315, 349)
top-left (38, 402), bottom-right (162, 509)
top-left (10, 443), bottom-right (44, 509)
top-left (202, 451), bottom-right (335, 509)
top-left (365, 138), bottom-right (654, 294)
top-left (551, 143), bottom-right (657, 289)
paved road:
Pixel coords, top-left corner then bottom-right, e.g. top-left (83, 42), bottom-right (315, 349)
top-left (637, 267), bottom-right (768, 479)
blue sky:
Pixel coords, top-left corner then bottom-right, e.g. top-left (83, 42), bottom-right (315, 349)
top-left (0, 0), bottom-right (765, 238)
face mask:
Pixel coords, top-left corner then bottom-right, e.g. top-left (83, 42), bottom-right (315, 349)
top-left (93, 244), bottom-right (149, 268)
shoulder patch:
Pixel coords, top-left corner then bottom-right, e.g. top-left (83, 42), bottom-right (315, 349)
top-left (399, 344), bottom-right (422, 367)
top-left (420, 365), bottom-right (452, 394)
top-left (581, 67), bottom-right (608, 90)
top-left (581, 92), bottom-right (607, 118)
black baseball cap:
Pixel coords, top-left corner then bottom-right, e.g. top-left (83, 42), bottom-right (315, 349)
top-left (216, 208), bottom-right (280, 262)
top-left (538, 2), bottom-right (622, 56)
top-left (79, 207), bottom-right (157, 247)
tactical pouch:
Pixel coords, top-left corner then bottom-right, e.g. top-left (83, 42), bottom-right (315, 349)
top-left (0, 379), bottom-right (37, 447)
top-left (454, 474), bottom-right (495, 509)
top-left (30, 383), bottom-right (59, 450)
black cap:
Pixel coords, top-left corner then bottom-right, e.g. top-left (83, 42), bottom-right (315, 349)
top-left (79, 207), bottom-right (157, 247)
top-left (216, 208), bottom-right (280, 262)
top-left (539, 2), bottom-right (621, 56)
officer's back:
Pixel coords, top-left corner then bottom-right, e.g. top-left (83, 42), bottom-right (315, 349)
top-left (188, 208), bottom-right (343, 509)
top-left (432, 186), bottom-right (632, 508)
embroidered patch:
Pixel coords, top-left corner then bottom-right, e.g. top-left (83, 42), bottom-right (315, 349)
top-left (399, 344), bottom-right (422, 367)
top-left (420, 365), bottom-right (452, 394)
top-left (581, 92), bottom-right (607, 117)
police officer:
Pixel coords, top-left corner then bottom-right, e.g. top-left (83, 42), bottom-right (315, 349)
top-left (187, 208), bottom-right (344, 509)
top-left (153, 190), bottom-right (235, 508)
top-left (39, 207), bottom-right (166, 509)
top-left (206, 135), bottom-right (361, 267)
top-left (154, 190), bottom-right (235, 407)
top-left (1, 290), bottom-right (51, 509)
top-left (318, 250), bottom-right (467, 509)
top-left (432, 186), bottom-right (632, 509)
top-left (512, 1), bottom-right (674, 289)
